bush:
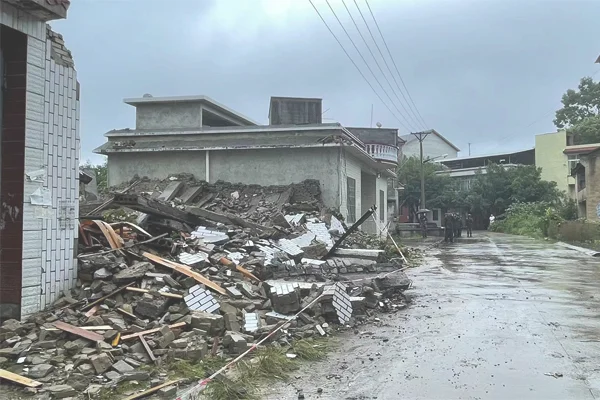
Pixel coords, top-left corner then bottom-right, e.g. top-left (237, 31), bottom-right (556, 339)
top-left (491, 202), bottom-right (563, 238)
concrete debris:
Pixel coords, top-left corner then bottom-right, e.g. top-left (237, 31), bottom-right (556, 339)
top-left (0, 178), bottom-right (415, 398)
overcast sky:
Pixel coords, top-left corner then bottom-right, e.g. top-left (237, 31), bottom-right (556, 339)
top-left (51, 0), bottom-right (600, 163)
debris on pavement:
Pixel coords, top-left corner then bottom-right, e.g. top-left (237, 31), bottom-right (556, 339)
top-left (0, 177), bottom-right (416, 398)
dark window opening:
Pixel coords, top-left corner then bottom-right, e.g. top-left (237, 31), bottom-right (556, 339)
top-left (347, 177), bottom-right (356, 223)
top-left (379, 190), bottom-right (385, 221)
top-left (433, 209), bottom-right (439, 221)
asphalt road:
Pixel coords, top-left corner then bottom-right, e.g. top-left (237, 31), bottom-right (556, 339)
top-left (264, 233), bottom-right (600, 400)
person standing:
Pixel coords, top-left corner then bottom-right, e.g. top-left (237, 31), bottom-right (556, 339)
top-left (466, 213), bottom-right (473, 237)
top-left (444, 213), bottom-right (454, 243)
top-left (489, 214), bottom-right (495, 229)
top-left (419, 212), bottom-right (428, 239)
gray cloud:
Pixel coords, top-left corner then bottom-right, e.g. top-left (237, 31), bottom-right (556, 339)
top-left (51, 0), bottom-right (600, 162)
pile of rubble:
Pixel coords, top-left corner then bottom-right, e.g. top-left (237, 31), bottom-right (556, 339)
top-left (1, 178), bottom-right (412, 399)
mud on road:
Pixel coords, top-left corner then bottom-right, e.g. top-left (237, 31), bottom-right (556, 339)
top-left (263, 233), bottom-right (600, 400)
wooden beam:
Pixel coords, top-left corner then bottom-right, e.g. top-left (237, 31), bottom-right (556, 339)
top-left (121, 322), bottom-right (187, 341)
top-left (143, 252), bottom-right (227, 296)
top-left (52, 321), bottom-right (104, 342)
top-left (43, 325), bottom-right (113, 332)
top-left (81, 282), bottom-right (135, 311)
top-left (139, 335), bottom-right (156, 362)
top-left (123, 380), bottom-right (181, 400)
top-left (125, 287), bottom-right (183, 299)
top-left (0, 369), bottom-right (43, 388)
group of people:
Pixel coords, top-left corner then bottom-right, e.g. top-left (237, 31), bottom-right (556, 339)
top-left (442, 212), bottom-right (474, 243)
top-left (418, 211), bottom-right (474, 242)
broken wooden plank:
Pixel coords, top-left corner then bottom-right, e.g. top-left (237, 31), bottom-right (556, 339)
top-left (139, 335), bottom-right (156, 362)
top-left (112, 193), bottom-right (205, 227)
top-left (112, 333), bottom-right (121, 347)
top-left (125, 287), bottom-right (183, 299)
top-left (116, 308), bottom-right (137, 319)
top-left (121, 322), bottom-right (187, 341)
top-left (219, 257), bottom-right (261, 282)
top-left (52, 321), bottom-right (104, 342)
top-left (0, 368), bottom-right (42, 388)
top-left (92, 220), bottom-right (123, 249)
top-left (123, 379), bottom-right (181, 400)
top-left (84, 305), bottom-right (100, 318)
top-left (143, 252), bottom-right (227, 296)
top-left (187, 206), bottom-right (270, 233)
top-left (81, 282), bottom-right (135, 311)
top-left (43, 325), bottom-right (113, 332)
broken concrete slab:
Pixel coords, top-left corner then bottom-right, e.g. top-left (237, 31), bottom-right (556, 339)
top-left (158, 181), bottom-right (184, 202)
top-left (113, 262), bottom-right (154, 283)
top-left (90, 353), bottom-right (113, 374)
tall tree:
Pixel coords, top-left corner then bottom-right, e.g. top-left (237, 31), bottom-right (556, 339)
top-left (397, 156), bottom-right (457, 221)
top-left (554, 76), bottom-right (600, 144)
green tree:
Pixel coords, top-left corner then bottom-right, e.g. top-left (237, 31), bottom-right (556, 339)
top-left (397, 156), bottom-right (457, 221)
top-left (462, 164), bottom-right (561, 218)
top-left (554, 76), bottom-right (600, 145)
top-left (80, 159), bottom-right (108, 192)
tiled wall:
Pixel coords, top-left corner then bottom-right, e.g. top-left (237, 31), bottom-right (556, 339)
top-left (2, 2), bottom-right (80, 318)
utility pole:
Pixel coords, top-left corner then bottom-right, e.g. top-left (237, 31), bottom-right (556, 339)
top-left (370, 104), bottom-right (373, 128)
top-left (412, 130), bottom-right (431, 217)
top-left (468, 143), bottom-right (471, 156)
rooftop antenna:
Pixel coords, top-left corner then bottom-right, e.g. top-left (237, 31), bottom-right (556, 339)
top-left (370, 104), bottom-right (374, 128)
top-left (376, 122), bottom-right (382, 128)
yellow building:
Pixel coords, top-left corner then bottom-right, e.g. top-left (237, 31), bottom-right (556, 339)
top-left (535, 131), bottom-right (600, 216)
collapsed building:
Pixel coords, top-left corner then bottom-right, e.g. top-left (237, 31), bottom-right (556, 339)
top-left (93, 96), bottom-right (401, 236)
top-left (0, 177), bottom-right (412, 398)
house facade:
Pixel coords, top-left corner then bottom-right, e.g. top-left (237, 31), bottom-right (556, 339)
top-left (534, 130), bottom-right (600, 210)
top-left (94, 95), bottom-right (398, 235)
top-left (1, 0), bottom-right (80, 320)
top-left (571, 148), bottom-right (600, 220)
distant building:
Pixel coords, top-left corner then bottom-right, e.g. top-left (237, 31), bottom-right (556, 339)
top-left (399, 130), bottom-right (460, 160)
top-left (571, 147), bottom-right (600, 220)
top-left (434, 149), bottom-right (535, 228)
top-left (95, 95), bottom-right (399, 235)
top-left (535, 130), bottom-right (600, 205)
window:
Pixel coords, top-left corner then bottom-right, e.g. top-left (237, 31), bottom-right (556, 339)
top-left (347, 177), bottom-right (356, 223)
top-left (379, 190), bottom-right (385, 221)
top-left (433, 209), bottom-right (439, 221)
top-left (568, 154), bottom-right (580, 174)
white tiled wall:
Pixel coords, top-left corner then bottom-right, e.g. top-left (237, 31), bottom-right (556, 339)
top-left (2, 3), bottom-right (80, 318)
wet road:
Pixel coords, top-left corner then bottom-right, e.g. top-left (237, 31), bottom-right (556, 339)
top-left (264, 233), bottom-right (600, 400)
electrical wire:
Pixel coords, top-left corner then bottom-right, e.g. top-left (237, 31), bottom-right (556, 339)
top-left (308, 0), bottom-right (411, 131)
top-left (340, 0), bottom-right (422, 131)
top-left (324, 0), bottom-right (417, 131)
top-left (352, 0), bottom-right (426, 130)
top-left (364, 0), bottom-right (429, 129)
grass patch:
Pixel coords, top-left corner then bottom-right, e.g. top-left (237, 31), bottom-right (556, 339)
top-left (290, 338), bottom-right (329, 361)
top-left (96, 381), bottom-right (149, 400)
top-left (167, 357), bottom-right (229, 380)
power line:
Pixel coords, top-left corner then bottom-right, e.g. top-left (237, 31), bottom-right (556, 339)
top-left (364, 0), bottom-right (429, 129)
top-left (322, 0), bottom-right (418, 131)
top-left (352, 0), bottom-right (426, 130)
top-left (307, 0), bottom-right (411, 131)
top-left (340, 0), bottom-right (422, 131)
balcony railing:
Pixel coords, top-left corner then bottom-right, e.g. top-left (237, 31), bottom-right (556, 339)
top-left (366, 144), bottom-right (398, 164)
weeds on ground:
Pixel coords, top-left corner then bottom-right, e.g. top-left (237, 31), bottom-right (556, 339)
top-left (290, 338), bottom-right (329, 361)
top-left (97, 381), bottom-right (149, 400)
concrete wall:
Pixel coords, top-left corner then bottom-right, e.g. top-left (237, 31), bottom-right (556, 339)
top-left (402, 134), bottom-right (458, 160)
top-left (339, 150), bottom-right (362, 224)
top-left (108, 151), bottom-right (207, 186)
top-left (209, 147), bottom-right (340, 209)
top-left (535, 131), bottom-right (568, 193)
top-left (2, 3), bottom-right (80, 318)
top-left (583, 154), bottom-right (600, 221)
top-left (360, 172), bottom-right (376, 234)
top-left (376, 175), bottom-right (388, 230)
top-left (135, 103), bottom-right (202, 130)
